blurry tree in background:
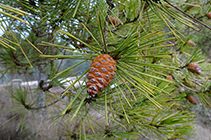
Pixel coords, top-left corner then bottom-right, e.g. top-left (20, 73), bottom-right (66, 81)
top-left (194, 27), bottom-right (211, 58)
top-left (0, 0), bottom-right (211, 139)
top-left (0, 0), bottom-right (90, 84)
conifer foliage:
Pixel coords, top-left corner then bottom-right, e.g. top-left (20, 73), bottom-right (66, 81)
top-left (0, 0), bottom-right (211, 139)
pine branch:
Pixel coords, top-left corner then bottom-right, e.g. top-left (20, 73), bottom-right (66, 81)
top-left (111, 14), bottom-right (140, 32)
top-left (109, 14), bottom-right (140, 39)
top-left (171, 74), bottom-right (209, 93)
top-left (164, 0), bottom-right (211, 30)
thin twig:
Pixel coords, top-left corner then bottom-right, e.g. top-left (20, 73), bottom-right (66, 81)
top-left (106, 13), bottom-right (139, 40)
top-left (179, 64), bottom-right (188, 69)
top-left (171, 74), bottom-right (199, 93)
top-left (55, 0), bottom-right (60, 9)
top-left (164, 0), bottom-right (211, 30)
top-left (111, 14), bottom-right (140, 32)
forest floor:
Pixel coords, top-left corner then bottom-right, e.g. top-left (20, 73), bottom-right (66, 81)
top-left (190, 123), bottom-right (211, 140)
top-left (0, 84), bottom-right (211, 140)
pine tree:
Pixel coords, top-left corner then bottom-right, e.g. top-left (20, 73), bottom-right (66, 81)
top-left (0, 0), bottom-right (211, 139)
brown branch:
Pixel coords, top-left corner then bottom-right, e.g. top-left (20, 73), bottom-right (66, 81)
top-left (106, 0), bottom-right (115, 10)
top-left (172, 74), bottom-right (210, 93)
top-left (104, 1), bottom-right (140, 40)
top-left (164, 0), bottom-right (211, 30)
top-left (55, 0), bottom-right (59, 9)
top-left (171, 74), bottom-right (199, 93)
top-left (179, 64), bottom-right (188, 69)
top-left (111, 14), bottom-right (140, 32)
top-left (107, 14), bottom-right (140, 40)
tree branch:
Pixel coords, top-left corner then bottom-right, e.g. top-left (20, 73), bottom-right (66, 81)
top-left (111, 14), bottom-right (140, 32)
top-left (164, 0), bottom-right (211, 30)
top-left (171, 74), bottom-right (199, 93)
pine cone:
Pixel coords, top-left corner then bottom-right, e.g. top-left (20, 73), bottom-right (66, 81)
top-left (206, 12), bottom-right (211, 19)
top-left (186, 81), bottom-right (196, 88)
top-left (187, 2), bottom-right (197, 9)
top-left (87, 54), bottom-right (117, 98)
top-left (187, 62), bottom-right (201, 75)
top-left (187, 40), bottom-right (196, 46)
top-left (109, 17), bottom-right (119, 25)
top-left (166, 75), bottom-right (173, 81)
top-left (164, 3), bottom-right (171, 8)
top-left (187, 96), bottom-right (197, 105)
